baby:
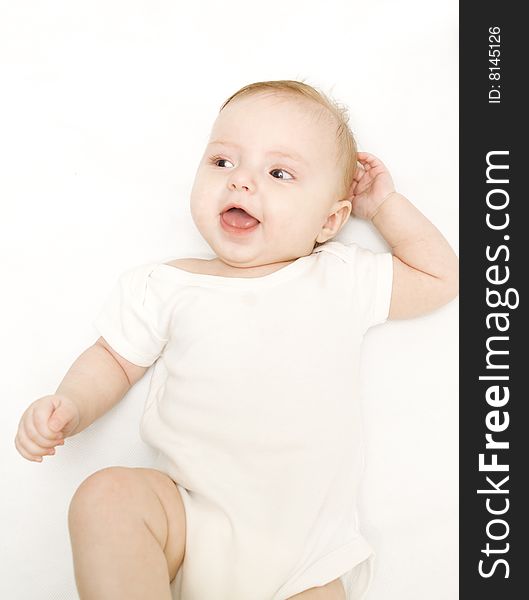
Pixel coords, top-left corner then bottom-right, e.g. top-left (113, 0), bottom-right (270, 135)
top-left (15, 80), bottom-right (459, 600)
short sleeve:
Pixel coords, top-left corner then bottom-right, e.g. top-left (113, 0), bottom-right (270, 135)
top-left (93, 264), bottom-right (170, 367)
top-left (318, 241), bottom-right (393, 333)
top-left (356, 246), bottom-right (393, 330)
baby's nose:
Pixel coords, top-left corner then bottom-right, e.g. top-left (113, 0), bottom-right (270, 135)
top-left (230, 182), bottom-right (250, 191)
top-left (227, 167), bottom-right (254, 193)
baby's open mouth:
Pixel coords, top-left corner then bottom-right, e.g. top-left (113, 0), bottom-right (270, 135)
top-left (221, 207), bottom-right (260, 230)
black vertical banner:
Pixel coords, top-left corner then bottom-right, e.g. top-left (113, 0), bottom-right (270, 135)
top-left (460, 2), bottom-right (527, 598)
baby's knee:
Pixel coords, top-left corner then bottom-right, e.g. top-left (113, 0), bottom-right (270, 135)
top-left (68, 466), bottom-right (137, 528)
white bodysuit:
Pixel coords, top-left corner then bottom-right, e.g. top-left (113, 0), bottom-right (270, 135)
top-left (93, 240), bottom-right (393, 600)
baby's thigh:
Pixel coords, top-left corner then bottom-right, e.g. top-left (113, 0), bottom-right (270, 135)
top-left (69, 466), bottom-right (186, 581)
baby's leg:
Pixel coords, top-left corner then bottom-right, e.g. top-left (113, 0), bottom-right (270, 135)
top-left (287, 577), bottom-right (346, 599)
top-left (68, 466), bottom-right (186, 600)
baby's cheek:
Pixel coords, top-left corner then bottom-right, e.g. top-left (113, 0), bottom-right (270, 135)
top-left (275, 216), bottom-right (314, 248)
top-left (190, 194), bottom-right (209, 223)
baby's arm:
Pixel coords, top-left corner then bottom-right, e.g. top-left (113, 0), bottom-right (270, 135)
top-left (350, 152), bottom-right (459, 319)
top-left (15, 337), bottom-right (147, 461)
top-left (56, 337), bottom-right (148, 436)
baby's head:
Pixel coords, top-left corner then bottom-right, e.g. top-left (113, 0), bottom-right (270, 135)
top-left (190, 80), bottom-right (358, 268)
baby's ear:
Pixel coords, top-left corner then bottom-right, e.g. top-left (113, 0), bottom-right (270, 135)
top-left (317, 200), bottom-right (352, 242)
top-left (337, 198), bottom-right (353, 222)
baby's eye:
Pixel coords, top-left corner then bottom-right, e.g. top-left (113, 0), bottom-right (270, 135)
top-left (209, 156), bottom-right (234, 168)
top-left (270, 169), bottom-right (294, 181)
top-left (208, 155), bottom-right (293, 180)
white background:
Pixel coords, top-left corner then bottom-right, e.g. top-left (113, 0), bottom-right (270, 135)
top-left (0, 1), bottom-right (458, 598)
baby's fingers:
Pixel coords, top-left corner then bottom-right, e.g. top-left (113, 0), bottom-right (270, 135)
top-left (32, 404), bottom-right (64, 441)
top-left (357, 151), bottom-right (380, 163)
top-left (357, 152), bottom-right (389, 172)
top-left (14, 434), bottom-right (44, 462)
top-left (26, 412), bottom-right (64, 448)
top-left (353, 162), bottom-right (366, 180)
top-left (14, 428), bottom-right (60, 462)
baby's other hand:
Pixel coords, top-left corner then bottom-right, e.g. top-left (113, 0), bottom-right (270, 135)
top-left (348, 152), bottom-right (396, 220)
top-left (14, 394), bottom-right (80, 463)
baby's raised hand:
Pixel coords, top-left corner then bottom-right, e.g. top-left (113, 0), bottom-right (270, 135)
top-left (14, 394), bottom-right (80, 462)
top-left (348, 152), bottom-right (396, 221)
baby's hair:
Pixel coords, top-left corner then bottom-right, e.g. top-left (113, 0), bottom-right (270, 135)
top-left (219, 79), bottom-right (358, 210)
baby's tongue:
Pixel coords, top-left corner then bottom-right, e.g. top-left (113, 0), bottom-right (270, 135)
top-left (222, 207), bottom-right (259, 229)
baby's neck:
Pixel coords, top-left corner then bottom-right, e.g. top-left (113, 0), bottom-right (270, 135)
top-left (206, 256), bottom-right (298, 278)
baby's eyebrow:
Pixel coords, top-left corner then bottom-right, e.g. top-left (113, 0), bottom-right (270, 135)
top-left (208, 139), bottom-right (307, 166)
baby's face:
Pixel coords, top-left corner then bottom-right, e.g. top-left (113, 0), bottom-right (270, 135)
top-left (190, 92), bottom-right (350, 268)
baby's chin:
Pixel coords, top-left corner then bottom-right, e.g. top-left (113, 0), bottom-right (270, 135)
top-left (199, 219), bottom-right (313, 268)
top-left (200, 222), bottom-right (263, 264)
top-left (212, 247), bottom-right (274, 270)
top-left (208, 240), bottom-right (294, 271)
